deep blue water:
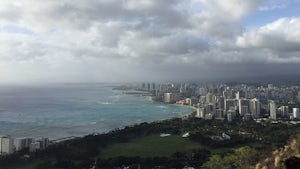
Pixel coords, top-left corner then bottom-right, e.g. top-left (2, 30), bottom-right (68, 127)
top-left (0, 84), bottom-right (193, 139)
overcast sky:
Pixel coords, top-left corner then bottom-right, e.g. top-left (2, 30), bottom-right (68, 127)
top-left (0, 0), bottom-right (300, 84)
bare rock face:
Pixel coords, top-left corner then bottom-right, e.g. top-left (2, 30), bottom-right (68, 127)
top-left (274, 155), bottom-right (281, 168)
top-left (251, 134), bottom-right (300, 169)
top-left (255, 163), bottom-right (262, 169)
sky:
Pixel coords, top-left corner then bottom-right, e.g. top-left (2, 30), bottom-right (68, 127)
top-left (0, 0), bottom-right (300, 84)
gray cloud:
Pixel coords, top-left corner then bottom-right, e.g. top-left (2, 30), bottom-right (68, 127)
top-left (0, 0), bottom-right (299, 84)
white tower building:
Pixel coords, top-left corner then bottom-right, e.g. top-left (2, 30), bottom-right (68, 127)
top-left (293, 108), bottom-right (300, 119)
top-left (0, 135), bottom-right (14, 155)
top-left (250, 98), bottom-right (260, 118)
top-left (238, 99), bottom-right (250, 116)
top-left (269, 100), bottom-right (277, 120)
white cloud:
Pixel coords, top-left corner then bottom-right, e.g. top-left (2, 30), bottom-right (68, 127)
top-left (0, 0), bottom-right (299, 83)
top-left (236, 18), bottom-right (300, 52)
top-left (234, 17), bottom-right (300, 66)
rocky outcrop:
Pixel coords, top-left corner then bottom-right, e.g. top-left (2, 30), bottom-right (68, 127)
top-left (252, 134), bottom-right (300, 169)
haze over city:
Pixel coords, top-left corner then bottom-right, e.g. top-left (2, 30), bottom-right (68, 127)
top-left (0, 0), bottom-right (300, 84)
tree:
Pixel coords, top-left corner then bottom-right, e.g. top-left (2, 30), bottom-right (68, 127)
top-left (201, 155), bottom-right (225, 169)
top-left (234, 146), bottom-right (257, 168)
top-left (201, 146), bottom-right (258, 169)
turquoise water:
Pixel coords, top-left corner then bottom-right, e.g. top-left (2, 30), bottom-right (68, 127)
top-left (0, 84), bottom-right (193, 139)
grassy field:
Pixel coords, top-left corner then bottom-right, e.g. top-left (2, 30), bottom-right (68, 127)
top-left (9, 161), bottom-right (40, 169)
top-left (100, 134), bottom-right (203, 158)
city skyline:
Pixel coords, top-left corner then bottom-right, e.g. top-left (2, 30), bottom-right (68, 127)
top-left (0, 0), bottom-right (300, 84)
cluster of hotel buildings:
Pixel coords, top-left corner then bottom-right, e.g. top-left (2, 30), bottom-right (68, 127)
top-left (140, 82), bottom-right (300, 122)
top-left (0, 136), bottom-right (49, 156)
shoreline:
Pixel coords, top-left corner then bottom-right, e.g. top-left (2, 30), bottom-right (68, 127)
top-left (43, 107), bottom-right (194, 145)
top-left (51, 99), bottom-right (196, 142)
top-left (1, 87), bottom-right (196, 152)
top-left (7, 102), bottom-right (195, 143)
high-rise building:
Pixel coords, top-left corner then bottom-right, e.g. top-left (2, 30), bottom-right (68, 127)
top-left (36, 137), bottom-right (49, 150)
top-left (243, 113), bottom-right (252, 121)
top-left (269, 100), bottom-right (277, 120)
top-left (199, 96), bottom-right (206, 104)
top-left (250, 98), bottom-right (260, 118)
top-left (217, 96), bottom-right (225, 110)
top-left (241, 105), bottom-right (249, 114)
top-left (268, 84), bottom-right (274, 90)
top-left (164, 93), bottom-right (181, 104)
top-left (293, 108), bottom-right (300, 119)
top-left (196, 108), bottom-right (205, 118)
top-left (227, 109), bottom-right (237, 119)
top-left (0, 135), bottom-right (14, 155)
top-left (198, 87), bottom-right (207, 96)
top-left (223, 90), bottom-right (233, 99)
top-left (205, 103), bottom-right (215, 114)
top-left (238, 99), bottom-right (250, 116)
top-left (236, 91), bottom-right (245, 100)
top-left (205, 93), bottom-right (213, 104)
top-left (29, 142), bottom-right (41, 152)
top-left (14, 137), bottom-right (34, 151)
top-left (227, 112), bottom-right (233, 122)
top-left (235, 92), bottom-right (240, 100)
top-left (278, 106), bottom-right (289, 117)
top-left (152, 83), bottom-right (156, 90)
top-left (164, 93), bottom-right (172, 103)
top-left (186, 97), bottom-right (198, 106)
top-left (215, 109), bottom-right (224, 119)
top-left (225, 99), bottom-right (237, 111)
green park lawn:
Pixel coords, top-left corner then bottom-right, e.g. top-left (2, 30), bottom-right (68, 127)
top-left (100, 134), bottom-right (203, 158)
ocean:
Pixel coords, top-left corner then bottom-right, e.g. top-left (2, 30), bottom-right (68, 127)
top-left (0, 84), bottom-right (193, 139)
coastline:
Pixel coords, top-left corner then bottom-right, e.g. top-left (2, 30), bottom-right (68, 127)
top-left (1, 86), bottom-right (196, 154)
top-left (46, 94), bottom-right (196, 142)
top-left (46, 103), bottom-right (195, 144)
